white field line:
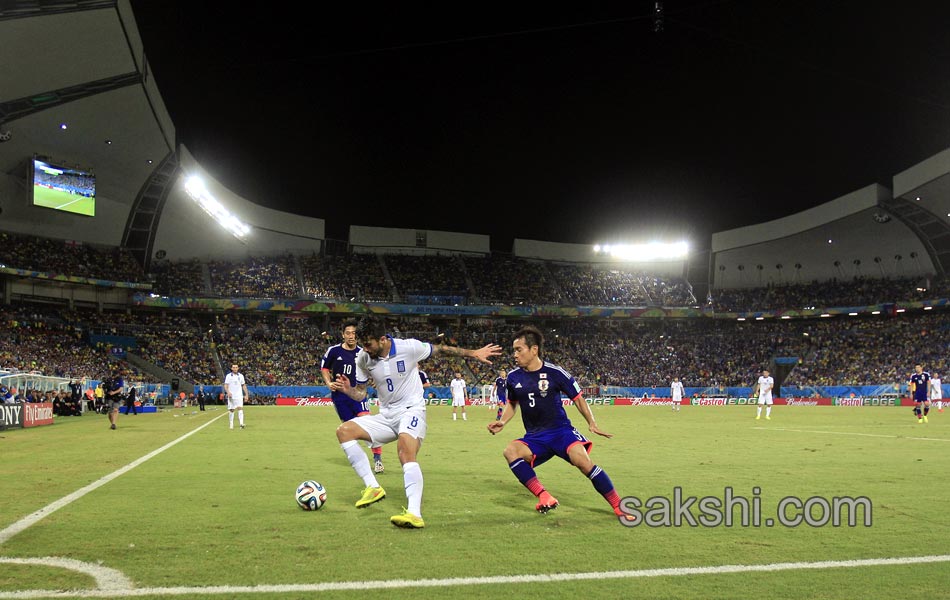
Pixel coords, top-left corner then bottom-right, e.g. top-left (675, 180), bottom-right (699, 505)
top-left (0, 554), bottom-right (949, 598)
top-left (0, 413), bottom-right (225, 545)
top-left (53, 197), bottom-right (87, 211)
top-left (753, 426), bottom-right (950, 442)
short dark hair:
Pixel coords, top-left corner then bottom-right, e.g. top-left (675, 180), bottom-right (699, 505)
top-left (356, 316), bottom-right (387, 343)
top-left (341, 319), bottom-right (358, 331)
top-left (514, 325), bottom-right (544, 357)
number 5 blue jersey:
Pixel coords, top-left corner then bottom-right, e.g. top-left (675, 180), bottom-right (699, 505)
top-left (506, 362), bottom-right (583, 434)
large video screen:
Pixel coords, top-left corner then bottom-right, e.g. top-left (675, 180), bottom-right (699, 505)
top-left (32, 158), bottom-right (96, 217)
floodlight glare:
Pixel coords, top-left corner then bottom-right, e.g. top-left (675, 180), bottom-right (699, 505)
top-left (182, 175), bottom-right (250, 240)
top-left (594, 241), bottom-right (689, 261)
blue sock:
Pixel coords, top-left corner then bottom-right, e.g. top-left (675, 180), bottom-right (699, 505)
top-left (588, 465), bottom-right (615, 495)
top-left (509, 459), bottom-right (537, 486)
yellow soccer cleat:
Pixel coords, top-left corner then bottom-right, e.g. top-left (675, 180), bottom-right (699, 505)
top-left (355, 486), bottom-right (386, 508)
top-left (923, 415), bottom-right (929, 423)
top-left (390, 508), bottom-right (425, 529)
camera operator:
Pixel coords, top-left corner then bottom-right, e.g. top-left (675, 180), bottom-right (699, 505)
top-left (104, 369), bottom-right (124, 430)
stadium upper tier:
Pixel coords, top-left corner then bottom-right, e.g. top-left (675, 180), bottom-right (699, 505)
top-left (5, 227), bottom-right (950, 310)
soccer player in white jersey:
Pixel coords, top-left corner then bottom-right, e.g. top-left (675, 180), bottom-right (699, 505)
top-left (754, 369), bottom-right (774, 420)
top-left (450, 372), bottom-right (467, 421)
top-left (670, 376), bottom-right (684, 412)
top-left (334, 317), bottom-right (501, 529)
top-left (930, 372), bottom-right (943, 413)
top-left (223, 364), bottom-right (249, 429)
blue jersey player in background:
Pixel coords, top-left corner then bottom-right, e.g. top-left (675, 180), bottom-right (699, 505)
top-left (910, 363), bottom-right (932, 424)
top-left (487, 325), bottom-right (630, 522)
top-left (322, 320), bottom-right (384, 472)
top-left (491, 369), bottom-right (507, 421)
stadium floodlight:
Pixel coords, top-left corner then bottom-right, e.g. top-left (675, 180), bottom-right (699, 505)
top-left (593, 241), bottom-right (688, 261)
top-left (182, 175), bottom-right (251, 240)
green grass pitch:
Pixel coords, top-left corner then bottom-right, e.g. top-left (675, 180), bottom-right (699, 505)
top-left (33, 185), bottom-right (95, 217)
top-left (1, 404), bottom-right (949, 599)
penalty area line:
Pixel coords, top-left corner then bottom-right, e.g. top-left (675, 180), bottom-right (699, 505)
top-left (0, 413), bottom-right (226, 546)
top-left (1, 554), bottom-right (949, 598)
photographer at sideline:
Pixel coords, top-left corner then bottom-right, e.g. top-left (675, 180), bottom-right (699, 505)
top-left (104, 369), bottom-right (125, 430)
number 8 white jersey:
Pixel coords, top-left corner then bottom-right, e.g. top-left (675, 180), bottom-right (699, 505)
top-left (356, 336), bottom-right (431, 415)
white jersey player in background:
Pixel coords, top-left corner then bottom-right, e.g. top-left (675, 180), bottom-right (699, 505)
top-left (670, 376), bottom-right (684, 412)
top-left (754, 369), bottom-right (774, 420)
top-left (223, 363), bottom-right (249, 429)
top-left (334, 317), bottom-right (501, 529)
top-left (450, 372), bottom-right (467, 421)
top-left (930, 372), bottom-right (943, 412)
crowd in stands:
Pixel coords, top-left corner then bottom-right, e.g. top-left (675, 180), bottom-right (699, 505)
top-left (8, 226), bottom-right (950, 395)
top-left (3, 298), bottom-right (950, 394)
top-left (96, 311), bottom-right (219, 386)
top-left (208, 255), bottom-right (300, 298)
top-left (0, 304), bottom-right (132, 380)
top-left (385, 254), bottom-right (469, 304)
top-left (213, 313), bottom-right (328, 388)
top-left (150, 258), bottom-right (207, 296)
top-left (782, 313), bottom-right (950, 387)
top-left (0, 231), bottom-right (144, 282)
top-left (300, 253), bottom-right (390, 302)
top-left (463, 254), bottom-right (559, 305)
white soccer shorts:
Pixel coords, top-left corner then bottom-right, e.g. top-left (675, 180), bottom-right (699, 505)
top-left (351, 408), bottom-right (427, 445)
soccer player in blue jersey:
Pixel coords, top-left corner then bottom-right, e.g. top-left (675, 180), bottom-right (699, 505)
top-left (322, 320), bottom-right (384, 472)
top-left (910, 364), bottom-right (932, 423)
top-left (491, 369), bottom-right (507, 421)
top-left (487, 326), bottom-right (629, 521)
top-left (335, 317), bottom-right (501, 528)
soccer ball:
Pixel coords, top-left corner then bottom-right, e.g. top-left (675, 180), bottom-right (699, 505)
top-left (295, 480), bottom-right (327, 511)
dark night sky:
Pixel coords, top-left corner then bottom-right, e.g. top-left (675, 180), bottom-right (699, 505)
top-left (128, 1), bottom-right (950, 250)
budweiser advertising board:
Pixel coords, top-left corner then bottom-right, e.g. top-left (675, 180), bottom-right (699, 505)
top-left (276, 398), bottom-right (334, 407)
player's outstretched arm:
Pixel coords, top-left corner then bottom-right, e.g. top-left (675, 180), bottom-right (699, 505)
top-left (487, 402), bottom-right (517, 435)
top-left (571, 394), bottom-right (613, 438)
top-left (434, 343), bottom-right (503, 364)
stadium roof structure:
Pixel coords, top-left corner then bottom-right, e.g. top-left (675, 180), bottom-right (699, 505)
top-left (710, 150), bottom-right (950, 290)
top-left (4, 1), bottom-right (950, 289)
top-left (0, 0), bottom-right (324, 267)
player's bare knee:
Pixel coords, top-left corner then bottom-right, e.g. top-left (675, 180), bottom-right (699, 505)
top-left (502, 442), bottom-right (525, 462)
top-left (397, 437), bottom-right (419, 464)
top-left (336, 422), bottom-right (356, 443)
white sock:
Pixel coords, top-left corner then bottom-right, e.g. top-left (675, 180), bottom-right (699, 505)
top-left (238, 409), bottom-right (244, 426)
top-left (403, 461), bottom-right (423, 518)
top-left (453, 413), bottom-right (457, 420)
top-left (462, 412), bottom-right (467, 421)
top-left (766, 406), bottom-right (772, 417)
top-left (229, 412), bottom-right (234, 427)
top-left (756, 406), bottom-right (762, 417)
top-left (342, 440), bottom-right (379, 488)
